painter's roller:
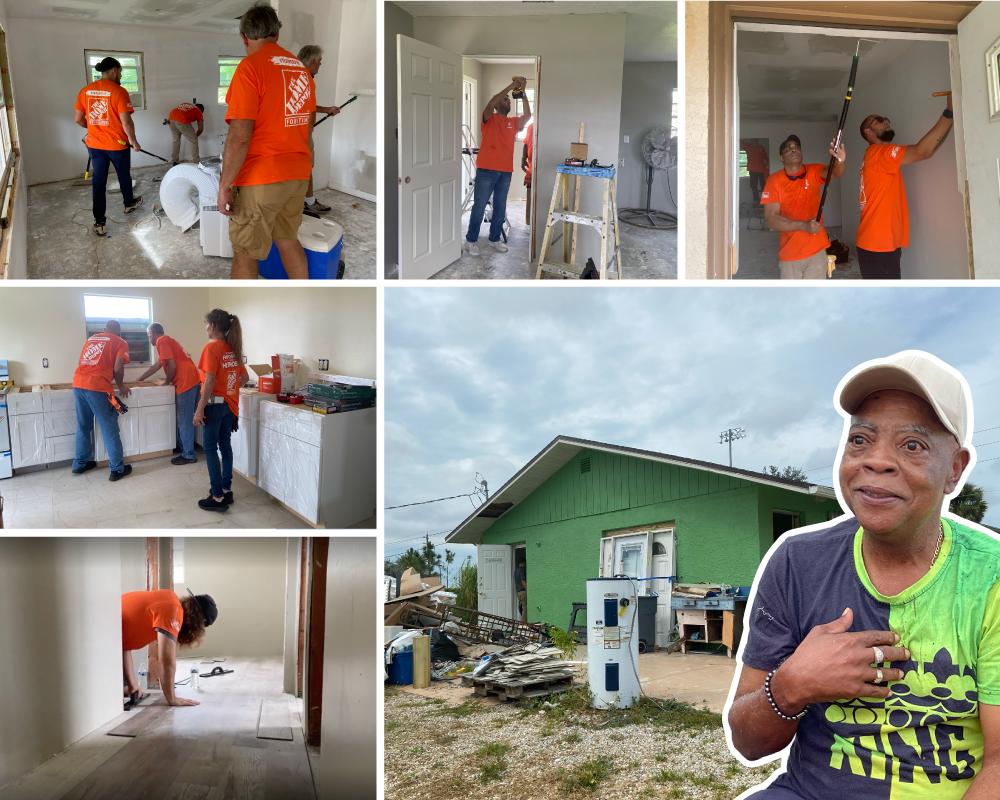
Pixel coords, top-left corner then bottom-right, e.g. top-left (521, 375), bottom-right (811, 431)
top-left (815, 41), bottom-right (864, 223)
top-left (313, 94), bottom-right (359, 128)
top-left (117, 139), bottom-right (170, 163)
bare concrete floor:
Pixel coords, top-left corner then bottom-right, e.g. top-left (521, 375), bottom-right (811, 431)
top-left (26, 164), bottom-right (376, 279)
top-left (736, 221), bottom-right (862, 280)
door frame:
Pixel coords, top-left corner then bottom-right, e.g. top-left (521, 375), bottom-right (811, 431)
top-left (701, 1), bottom-right (975, 279)
top-left (305, 537), bottom-right (329, 747)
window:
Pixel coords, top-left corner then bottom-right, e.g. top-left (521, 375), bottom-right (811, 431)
top-left (85, 50), bottom-right (145, 109)
top-left (738, 150), bottom-right (749, 179)
top-left (218, 56), bottom-right (244, 104)
top-left (772, 510), bottom-right (801, 543)
top-left (515, 88), bottom-right (535, 141)
top-left (83, 294), bottom-right (153, 364)
top-left (173, 539), bottom-right (186, 587)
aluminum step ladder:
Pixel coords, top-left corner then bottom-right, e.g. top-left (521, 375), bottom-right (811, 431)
top-left (535, 163), bottom-right (621, 280)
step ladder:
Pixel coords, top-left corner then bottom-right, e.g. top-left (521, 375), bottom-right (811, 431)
top-left (535, 164), bottom-right (621, 280)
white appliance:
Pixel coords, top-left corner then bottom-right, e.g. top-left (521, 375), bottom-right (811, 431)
top-left (586, 577), bottom-right (641, 709)
top-left (232, 389), bottom-right (276, 479)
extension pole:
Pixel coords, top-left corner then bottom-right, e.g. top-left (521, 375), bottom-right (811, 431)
top-left (313, 94), bottom-right (359, 128)
top-left (815, 41), bottom-right (860, 222)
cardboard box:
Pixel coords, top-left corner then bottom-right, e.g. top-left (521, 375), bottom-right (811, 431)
top-left (248, 363), bottom-right (280, 394)
top-left (569, 142), bottom-right (588, 161)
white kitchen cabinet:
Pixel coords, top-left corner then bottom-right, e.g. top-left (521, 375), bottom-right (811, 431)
top-left (42, 389), bottom-right (75, 414)
top-left (10, 413), bottom-right (45, 468)
top-left (8, 391), bottom-right (43, 415)
top-left (232, 390), bottom-right (276, 479)
top-left (139, 404), bottom-right (175, 453)
top-left (96, 409), bottom-right (140, 461)
top-left (44, 434), bottom-right (77, 463)
top-left (133, 386), bottom-right (176, 407)
top-left (43, 410), bottom-right (76, 438)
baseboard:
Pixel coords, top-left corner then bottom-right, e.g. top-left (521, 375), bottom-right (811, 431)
top-left (327, 184), bottom-right (376, 204)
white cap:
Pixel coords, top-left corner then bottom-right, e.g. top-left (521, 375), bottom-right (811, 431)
top-left (837, 350), bottom-right (969, 444)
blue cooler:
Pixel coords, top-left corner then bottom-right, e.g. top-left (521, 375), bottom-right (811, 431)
top-left (387, 650), bottom-right (414, 685)
top-left (258, 217), bottom-right (344, 279)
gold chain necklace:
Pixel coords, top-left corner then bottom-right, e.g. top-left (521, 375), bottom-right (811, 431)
top-left (930, 522), bottom-right (944, 568)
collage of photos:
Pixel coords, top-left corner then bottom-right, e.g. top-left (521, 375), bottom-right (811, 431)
top-left (1, 2), bottom-right (999, 800)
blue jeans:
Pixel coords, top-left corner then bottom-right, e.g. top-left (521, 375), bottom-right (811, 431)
top-left (175, 385), bottom-right (199, 460)
top-left (73, 388), bottom-right (124, 473)
top-left (465, 168), bottom-right (512, 243)
top-left (202, 403), bottom-right (234, 498)
top-left (89, 146), bottom-right (135, 225)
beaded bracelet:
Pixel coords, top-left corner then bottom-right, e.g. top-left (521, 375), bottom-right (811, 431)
top-left (764, 668), bottom-right (808, 721)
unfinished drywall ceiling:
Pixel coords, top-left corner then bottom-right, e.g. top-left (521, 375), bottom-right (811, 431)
top-left (4, 0), bottom-right (246, 31)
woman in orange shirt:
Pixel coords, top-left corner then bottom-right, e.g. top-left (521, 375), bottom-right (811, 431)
top-left (194, 309), bottom-right (248, 512)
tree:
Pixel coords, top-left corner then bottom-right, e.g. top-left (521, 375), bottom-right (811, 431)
top-left (443, 549), bottom-right (456, 588)
top-left (950, 482), bottom-right (987, 523)
top-left (763, 465), bottom-right (809, 482)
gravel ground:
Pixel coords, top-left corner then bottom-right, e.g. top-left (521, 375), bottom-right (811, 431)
top-left (384, 685), bottom-right (776, 800)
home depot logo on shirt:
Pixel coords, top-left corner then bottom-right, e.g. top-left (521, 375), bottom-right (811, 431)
top-left (87, 91), bottom-right (112, 126)
top-left (273, 57), bottom-right (312, 127)
top-left (80, 336), bottom-right (109, 366)
top-left (222, 351), bottom-right (240, 393)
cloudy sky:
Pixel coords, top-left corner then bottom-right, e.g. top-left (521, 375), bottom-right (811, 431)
top-left (385, 287), bottom-right (1000, 569)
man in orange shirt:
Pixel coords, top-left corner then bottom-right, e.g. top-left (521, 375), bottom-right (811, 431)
top-left (297, 45), bottom-right (341, 218)
top-left (74, 57), bottom-right (144, 237)
top-left (137, 323), bottom-right (201, 465)
top-left (464, 76), bottom-right (531, 256)
top-left (741, 140), bottom-right (769, 204)
top-left (856, 94), bottom-right (955, 279)
top-left (167, 102), bottom-right (205, 164)
top-left (219, 5), bottom-right (316, 279)
top-left (521, 122), bottom-right (534, 225)
top-left (71, 320), bottom-right (133, 481)
top-left (122, 589), bottom-right (217, 708)
top-left (760, 134), bottom-right (846, 280)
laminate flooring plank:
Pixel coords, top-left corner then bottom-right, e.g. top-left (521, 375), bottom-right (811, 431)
top-left (219, 746), bottom-right (267, 800)
top-left (106, 699), bottom-right (170, 738)
top-left (257, 697), bottom-right (294, 741)
top-left (0, 732), bottom-right (130, 800)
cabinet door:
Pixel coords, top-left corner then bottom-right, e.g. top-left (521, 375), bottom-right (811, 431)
top-left (231, 423), bottom-right (249, 476)
top-left (11, 414), bottom-right (45, 468)
top-left (139, 405), bottom-right (176, 454)
top-left (44, 411), bottom-right (77, 438)
top-left (257, 425), bottom-right (286, 504)
top-left (45, 434), bottom-right (77, 464)
top-left (96, 410), bottom-right (139, 460)
top-left (286, 438), bottom-right (320, 523)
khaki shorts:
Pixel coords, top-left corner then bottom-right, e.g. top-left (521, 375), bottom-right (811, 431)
top-left (779, 249), bottom-right (829, 280)
top-left (228, 180), bottom-right (308, 260)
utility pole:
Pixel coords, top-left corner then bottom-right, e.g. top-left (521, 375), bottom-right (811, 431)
top-left (719, 427), bottom-right (747, 467)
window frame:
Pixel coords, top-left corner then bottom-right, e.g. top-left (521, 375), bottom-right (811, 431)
top-left (218, 55), bottom-right (244, 104)
top-left (82, 293), bottom-right (154, 365)
top-left (84, 49), bottom-right (146, 110)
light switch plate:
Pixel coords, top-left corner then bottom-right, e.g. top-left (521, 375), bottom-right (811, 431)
top-left (42, 358), bottom-right (48, 368)
top-left (624, 135), bottom-right (630, 144)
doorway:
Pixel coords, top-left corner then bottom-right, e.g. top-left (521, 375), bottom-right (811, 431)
top-left (772, 510), bottom-right (801, 542)
top-left (513, 544), bottom-right (527, 622)
top-left (733, 22), bottom-right (969, 280)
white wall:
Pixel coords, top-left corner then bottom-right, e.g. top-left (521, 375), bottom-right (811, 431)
top-left (0, 538), bottom-right (123, 789)
top-left (685, 0), bottom-right (710, 279)
top-left (620, 61), bottom-right (678, 214)
top-left (385, 3), bottom-right (415, 272)
top-left (317, 537), bottom-right (376, 799)
top-left (207, 286), bottom-right (376, 380)
top-left (411, 13), bottom-right (626, 260)
top-left (282, 538), bottom-right (301, 695)
top-left (0, 0), bottom-right (25, 278)
top-left (178, 537), bottom-right (288, 660)
top-left (839, 38), bottom-right (967, 279)
top-left (959, 3), bottom-right (1000, 278)
top-left (6, 17), bottom-right (238, 185)
top-left (737, 120), bottom-right (844, 228)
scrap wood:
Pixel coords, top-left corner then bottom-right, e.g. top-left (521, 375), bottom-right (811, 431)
top-left (673, 584), bottom-right (721, 598)
top-left (398, 604), bottom-right (548, 647)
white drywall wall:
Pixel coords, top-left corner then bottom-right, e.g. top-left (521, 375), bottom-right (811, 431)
top-left (317, 537), bottom-right (376, 798)
top-left (282, 538), bottom-right (301, 695)
top-left (619, 61), bottom-right (678, 214)
top-left (6, 17), bottom-right (238, 185)
top-left (0, 538), bottom-right (123, 789)
top-left (410, 12), bottom-right (626, 262)
top-left (385, 2), bottom-right (415, 272)
top-left (840, 39), bottom-right (967, 279)
top-left (177, 537), bottom-right (288, 660)
top-left (959, 3), bottom-right (1000, 278)
top-left (737, 120), bottom-right (844, 228)
top-left (0, 0), bottom-right (26, 278)
top-left (207, 286), bottom-right (376, 380)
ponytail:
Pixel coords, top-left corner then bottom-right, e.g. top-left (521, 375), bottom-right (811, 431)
top-left (205, 308), bottom-right (244, 365)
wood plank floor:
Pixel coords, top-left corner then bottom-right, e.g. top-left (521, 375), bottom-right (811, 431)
top-left (0, 659), bottom-right (315, 800)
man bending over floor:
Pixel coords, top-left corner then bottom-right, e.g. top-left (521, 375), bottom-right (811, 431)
top-left (728, 350), bottom-right (1000, 798)
top-left (122, 589), bottom-right (218, 708)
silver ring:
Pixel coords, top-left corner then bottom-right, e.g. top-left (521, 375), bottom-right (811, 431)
top-left (873, 646), bottom-right (885, 665)
top-left (874, 667), bottom-right (884, 685)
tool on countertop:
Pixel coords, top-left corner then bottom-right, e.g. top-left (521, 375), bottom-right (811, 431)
top-left (117, 139), bottom-right (170, 163)
top-left (313, 94), bottom-right (359, 128)
top-left (200, 665), bottom-right (235, 678)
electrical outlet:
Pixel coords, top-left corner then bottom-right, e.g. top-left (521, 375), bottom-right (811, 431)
top-left (42, 357), bottom-right (49, 368)
top-left (623, 135), bottom-right (630, 144)
top-left (319, 358), bottom-right (330, 371)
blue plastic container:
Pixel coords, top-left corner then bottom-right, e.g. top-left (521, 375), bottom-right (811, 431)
top-left (258, 217), bottom-right (344, 279)
top-left (387, 650), bottom-right (414, 685)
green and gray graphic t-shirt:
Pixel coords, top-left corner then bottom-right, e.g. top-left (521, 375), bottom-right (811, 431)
top-left (743, 516), bottom-right (1000, 799)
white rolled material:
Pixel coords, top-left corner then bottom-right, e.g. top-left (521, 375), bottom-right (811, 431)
top-left (158, 163), bottom-right (220, 232)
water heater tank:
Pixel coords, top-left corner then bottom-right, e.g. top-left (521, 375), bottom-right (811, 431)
top-left (586, 577), bottom-right (640, 709)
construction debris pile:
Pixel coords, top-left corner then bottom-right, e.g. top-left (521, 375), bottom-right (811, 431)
top-left (462, 643), bottom-right (575, 701)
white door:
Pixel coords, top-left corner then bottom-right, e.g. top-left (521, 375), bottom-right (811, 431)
top-left (612, 533), bottom-right (650, 578)
top-left (397, 34), bottom-right (462, 279)
top-left (599, 536), bottom-right (614, 577)
top-left (257, 425), bottom-right (285, 504)
top-left (138, 405), bottom-right (175, 453)
top-left (651, 531), bottom-right (675, 648)
top-left (10, 413), bottom-right (44, 468)
top-left (477, 544), bottom-right (513, 617)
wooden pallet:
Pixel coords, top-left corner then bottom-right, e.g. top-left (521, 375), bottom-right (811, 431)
top-left (464, 674), bottom-right (575, 701)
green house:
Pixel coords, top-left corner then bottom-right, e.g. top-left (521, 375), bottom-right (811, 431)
top-left (446, 436), bottom-right (841, 646)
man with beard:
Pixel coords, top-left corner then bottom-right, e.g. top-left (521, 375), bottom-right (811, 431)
top-left (726, 351), bottom-right (1000, 799)
top-left (856, 95), bottom-right (954, 280)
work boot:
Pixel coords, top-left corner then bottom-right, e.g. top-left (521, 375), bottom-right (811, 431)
top-left (109, 464), bottom-right (133, 482)
top-left (223, 490), bottom-right (234, 507)
top-left (124, 196), bottom-right (144, 214)
top-left (198, 495), bottom-right (228, 512)
top-left (463, 241), bottom-right (480, 256)
top-left (303, 202), bottom-right (321, 219)
top-left (489, 240), bottom-right (509, 253)
top-left (72, 460), bottom-right (97, 474)
top-left (307, 199), bottom-right (332, 214)
top-left (93, 223), bottom-right (107, 237)
top-left (171, 454), bottom-right (196, 465)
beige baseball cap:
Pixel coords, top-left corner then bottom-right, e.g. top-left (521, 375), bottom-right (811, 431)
top-left (838, 351), bottom-right (969, 444)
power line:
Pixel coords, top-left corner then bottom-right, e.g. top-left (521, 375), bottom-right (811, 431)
top-left (385, 492), bottom-right (476, 510)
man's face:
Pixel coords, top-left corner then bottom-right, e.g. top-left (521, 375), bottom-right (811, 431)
top-left (864, 115), bottom-right (896, 143)
top-left (497, 95), bottom-right (511, 115)
top-left (780, 140), bottom-right (803, 169)
top-left (308, 57), bottom-right (321, 77)
top-left (147, 327), bottom-right (161, 346)
top-left (838, 389), bottom-right (968, 538)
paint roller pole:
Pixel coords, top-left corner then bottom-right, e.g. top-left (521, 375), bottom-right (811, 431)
top-left (116, 140), bottom-right (170, 163)
top-left (313, 94), bottom-right (359, 128)
top-left (815, 42), bottom-right (860, 222)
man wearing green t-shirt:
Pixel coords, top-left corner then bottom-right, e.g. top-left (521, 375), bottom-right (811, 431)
top-left (728, 350), bottom-right (1000, 799)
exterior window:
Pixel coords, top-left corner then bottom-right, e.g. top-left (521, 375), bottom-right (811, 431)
top-left (218, 56), bottom-right (244, 104)
top-left (85, 50), bottom-right (145, 109)
top-left (83, 294), bottom-right (153, 364)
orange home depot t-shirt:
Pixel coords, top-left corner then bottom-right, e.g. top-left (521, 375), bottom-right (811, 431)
top-left (224, 42), bottom-right (315, 187)
top-left (198, 339), bottom-right (242, 417)
top-left (122, 590), bottom-right (184, 651)
top-left (760, 163), bottom-right (830, 262)
top-left (72, 331), bottom-right (130, 393)
top-left (524, 123), bottom-right (534, 178)
top-left (168, 103), bottom-right (204, 125)
top-left (857, 142), bottom-right (910, 252)
top-left (155, 335), bottom-right (200, 395)
top-left (75, 79), bottom-right (133, 151)
top-left (477, 114), bottom-right (519, 172)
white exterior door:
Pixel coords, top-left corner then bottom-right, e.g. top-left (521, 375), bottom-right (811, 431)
top-left (477, 544), bottom-right (513, 617)
top-left (138, 404), bottom-right (175, 453)
top-left (651, 531), bottom-right (675, 648)
top-left (397, 34), bottom-right (462, 279)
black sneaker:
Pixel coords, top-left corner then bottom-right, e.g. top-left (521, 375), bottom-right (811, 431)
top-left (72, 460), bottom-right (97, 474)
top-left (303, 202), bottom-right (321, 219)
top-left (171, 455), bottom-right (197, 465)
top-left (109, 464), bottom-right (133, 482)
top-left (223, 490), bottom-right (234, 507)
top-left (124, 196), bottom-right (144, 214)
top-left (198, 495), bottom-right (228, 512)
top-left (309, 199), bottom-right (332, 214)
top-left (94, 223), bottom-right (107, 237)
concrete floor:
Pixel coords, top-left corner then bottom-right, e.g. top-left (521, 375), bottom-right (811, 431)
top-left (0, 454), bottom-right (308, 529)
top-left (639, 651), bottom-right (737, 714)
top-left (736, 217), bottom-right (862, 280)
top-left (26, 164), bottom-right (376, 279)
